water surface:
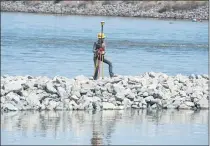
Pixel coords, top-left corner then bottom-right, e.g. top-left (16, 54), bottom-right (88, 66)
top-left (1, 110), bottom-right (208, 145)
top-left (1, 12), bottom-right (208, 78)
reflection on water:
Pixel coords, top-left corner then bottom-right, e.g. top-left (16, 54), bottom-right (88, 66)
top-left (1, 110), bottom-right (208, 145)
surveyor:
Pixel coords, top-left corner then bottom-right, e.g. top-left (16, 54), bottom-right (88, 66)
top-left (93, 32), bottom-right (115, 80)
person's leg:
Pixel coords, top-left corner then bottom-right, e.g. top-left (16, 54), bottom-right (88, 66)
top-left (103, 56), bottom-right (114, 77)
top-left (93, 56), bottom-right (99, 80)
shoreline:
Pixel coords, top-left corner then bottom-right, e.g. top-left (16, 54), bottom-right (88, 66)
top-left (1, 1), bottom-right (209, 20)
top-left (2, 11), bottom-right (209, 22)
top-left (1, 72), bottom-right (209, 112)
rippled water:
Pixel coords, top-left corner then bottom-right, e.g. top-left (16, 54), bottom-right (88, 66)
top-left (1, 12), bottom-right (209, 145)
top-left (1, 12), bottom-right (208, 78)
top-left (1, 110), bottom-right (208, 145)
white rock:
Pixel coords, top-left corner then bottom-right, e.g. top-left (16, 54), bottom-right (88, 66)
top-left (26, 92), bottom-right (41, 106)
top-left (151, 104), bottom-right (157, 109)
top-left (0, 89), bottom-right (6, 96)
top-left (2, 103), bottom-right (18, 111)
top-left (92, 96), bottom-right (101, 102)
top-left (46, 82), bottom-right (57, 94)
top-left (143, 92), bottom-right (149, 97)
top-left (47, 100), bottom-right (58, 110)
top-left (115, 106), bottom-right (124, 110)
top-left (40, 104), bottom-right (46, 110)
top-left (179, 103), bottom-right (192, 109)
top-left (141, 98), bottom-right (147, 105)
top-left (148, 72), bottom-right (156, 78)
top-left (102, 102), bottom-right (116, 110)
top-left (71, 91), bottom-right (81, 98)
top-left (144, 96), bottom-right (154, 102)
top-left (196, 97), bottom-right (209, 109)
top-left (115, 93), bottom-right (125, 102)
top-left (184, 101), bottom-right (195, 107)
top-left (113, 84), bottom-right (125, 94)
top-left (75, 75), bottom-right (88, 81)
top-left (57, 86), bottom-right (68, 98)
top-left (4, 81), bottom-right (22, 93)
top-left (1, 96), bottom-right (6, 104)
top-left (5, 92), bottom-right (20, 103)
top-left (131, 104), bottom-right (139, 109)
top-left (201, 74), bottom-right (209, 80)
top-left (180, 91), bottom-right (186, 97)
top-left (126, 92), bottom-right (135, 100)
top-left (71, 95), bottom-right (79, 101)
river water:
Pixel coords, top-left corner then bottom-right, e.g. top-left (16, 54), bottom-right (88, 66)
top-left (1, 12), bottom-right (208, 78)
top-left (1, 12), bottom-right (209, 145)
top-left (1, 110), bottom-right (208, 145)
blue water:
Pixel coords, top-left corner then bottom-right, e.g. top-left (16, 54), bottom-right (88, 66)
top-left (1, 110), bottom-right (208, 145)
top-left (1, 12), bottom-right (208, 78)
top-left (1, 12), bottom-right (209, 145)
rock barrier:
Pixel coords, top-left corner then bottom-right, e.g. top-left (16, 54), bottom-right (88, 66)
top-left (1, 72), bottom-right (209, 112)
top-left (1, 1), bottom-right (209, 20)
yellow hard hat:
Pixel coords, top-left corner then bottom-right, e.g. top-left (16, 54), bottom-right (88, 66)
top-left (97, 33), bottom-right (106, 39)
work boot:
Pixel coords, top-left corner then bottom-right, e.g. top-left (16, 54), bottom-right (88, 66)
top-left (110, 73), bottom-right (118, 78)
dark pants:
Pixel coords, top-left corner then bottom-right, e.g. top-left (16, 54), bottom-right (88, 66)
top-left (93, 54), bottom-right (114, 80)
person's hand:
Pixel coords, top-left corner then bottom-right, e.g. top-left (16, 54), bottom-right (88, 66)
top-left (102, 42), bottom-right (106, 49)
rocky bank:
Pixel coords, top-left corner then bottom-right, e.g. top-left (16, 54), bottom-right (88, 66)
top-left (1, 72), bottom-right (209, 112)
top-left (1, 1), bottom-right (209, 20)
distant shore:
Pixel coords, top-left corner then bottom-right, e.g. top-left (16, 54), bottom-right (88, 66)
top-left (1, 1), bottom-right (209, 20)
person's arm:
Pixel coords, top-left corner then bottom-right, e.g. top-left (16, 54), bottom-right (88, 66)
top-left (93, 42), bottom-right (97, 53)
top-left (102, 42), bottom-right (106, 54)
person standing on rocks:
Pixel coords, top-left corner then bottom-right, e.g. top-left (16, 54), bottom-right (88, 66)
top-left (93, 32), bottom-right (115, 80)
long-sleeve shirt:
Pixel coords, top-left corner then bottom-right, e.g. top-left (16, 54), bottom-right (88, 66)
top-left (93, 40), bottom-right (106, 55)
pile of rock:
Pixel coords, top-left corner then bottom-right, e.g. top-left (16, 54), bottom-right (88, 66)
top-left (1, 1), bottom-right (209, 20)
top-left (1, 72), bottom-right (209, 112)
